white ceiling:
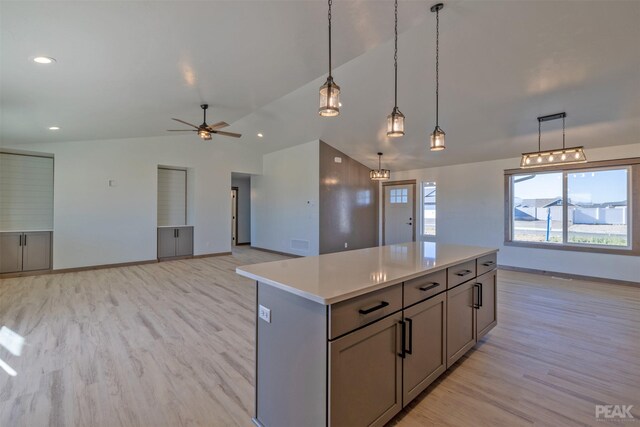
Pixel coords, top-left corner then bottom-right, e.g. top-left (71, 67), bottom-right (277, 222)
top-left (2, 1), bottom-right (639, 171)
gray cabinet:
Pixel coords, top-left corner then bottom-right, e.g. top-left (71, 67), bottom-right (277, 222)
top-left (329, 312), bottom-right (403, 427)
top-left (157, 226), bottom-right (193, 259)
top-left (476, 270), bottom-right (497, 340)
top-left (446, 280), bottom-right (477, 368)
top-left (402, 293), bottom-right (447, 404)
top-left (0, 231), bottom-right (52, 274)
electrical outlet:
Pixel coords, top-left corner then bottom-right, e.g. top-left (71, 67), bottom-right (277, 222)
top-left (258, 305), bottom-right (271, 323)
top-left (344, 242), bottom-right (348, 248)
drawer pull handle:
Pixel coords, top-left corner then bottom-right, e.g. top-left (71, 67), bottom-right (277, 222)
top-left (359, 301), bottom-right (389, 315)
top-left (455, 269), bottom-right (472, 277)
top-left (482, 261), bottom-right (495, 267)
top-left (419, 282), bottom-right (440, 292)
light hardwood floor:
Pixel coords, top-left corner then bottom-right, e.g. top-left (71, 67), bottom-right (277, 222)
top-left (0, 248), bottom-right (638, 426)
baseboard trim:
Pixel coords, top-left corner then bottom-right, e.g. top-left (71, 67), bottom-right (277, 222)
top-left (191, 252), bottom-right (232, 259)
top-left (236, 242), bottom-right (251, 246)
top-left (250, 246), bottom-right (302, 258)
top-left (498, 264), bottom-right (640, 287)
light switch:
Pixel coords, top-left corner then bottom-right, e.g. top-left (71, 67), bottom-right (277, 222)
top-left (108, 180), bottom-right (117, 187)
top-left (334, 157), bottom-right (342, 163)
top-left (258, 305), bottom-right (271, 323)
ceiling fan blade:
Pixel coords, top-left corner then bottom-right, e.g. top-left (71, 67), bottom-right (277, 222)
top-left (207, 121), bottom-right (229, 130)
top-left (167, 129), bottom-right (197, 132)
top-left (171, 118), bottom-right (200, 129)
top-left (212, 130), bottom-right (242, 138)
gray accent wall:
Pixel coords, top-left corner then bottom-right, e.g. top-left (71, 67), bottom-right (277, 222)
top-left (319, 141), bottom-right (379, 254)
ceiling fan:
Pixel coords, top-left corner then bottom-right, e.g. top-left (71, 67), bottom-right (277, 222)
top-left (167, 104), bottom-right (241, 140)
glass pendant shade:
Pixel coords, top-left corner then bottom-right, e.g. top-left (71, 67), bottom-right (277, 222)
top-left (520, 146), bottom-right (586, 168)
top-left (387, 108), bottom-right (405, 137)
top-left (430, 126), bottom-right (445, 151)
top-left (319, 77), bottom-right (340, 117)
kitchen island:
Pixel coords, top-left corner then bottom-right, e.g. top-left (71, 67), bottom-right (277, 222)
top-left (236, 242), bottom-right (498, 427)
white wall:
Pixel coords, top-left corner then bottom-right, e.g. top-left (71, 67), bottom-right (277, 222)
top-left (231, 175), bottom-right (251, 244)
top-left (389, 143), bottom-right (640, 283)
top-left (1, 135), bottom-right (262, 269)
top-left (251, 140), bottom-right (319, 256)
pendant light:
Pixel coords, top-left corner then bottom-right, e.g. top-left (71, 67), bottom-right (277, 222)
top-left (387, 0), bottom-right (405, 137)
top-left (319, 0), bottom-right (340, 117)
top-left (429, 3), bottom-right (445, 151)
top-left (370, 152), bottom-right (391, 180)
top-left (520, 112), bottom-right (587, 168)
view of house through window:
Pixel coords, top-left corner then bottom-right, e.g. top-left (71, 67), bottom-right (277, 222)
top-left (423, 182), bottom-right (436, 236)
top-left (510, 168), bottom-right (630, 247)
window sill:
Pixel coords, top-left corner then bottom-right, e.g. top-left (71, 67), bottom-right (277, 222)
top-left (504, 240), bottom-right (639, 256)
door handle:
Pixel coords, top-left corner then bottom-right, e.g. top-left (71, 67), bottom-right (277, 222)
top-left (398, 320), bottom-right (406, 359)
top-left (405, 318), bottom-right (413, 355)
top-left (473, 284), bottom-right (481, 309)
top-left (406, 222), bottom-right (413, 225)
top-left (177, 229), bottom-right (180, 238)
top-left (479, 283), bottom-right (483, 307)
top-left (19, 235), bottom-right (22, 246)
top-left (455, 269), bottom-right (472, 277)
top-left (358, 301), bottom-right (389, 315)
top-left (23, 235), bottom-right (27, 246)
top-left (419, 282), bottom-right (440, 292)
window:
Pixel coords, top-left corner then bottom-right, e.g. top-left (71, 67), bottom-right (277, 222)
top-left (390, 188), bottom-right (408, 204)
top-left (505, 159), bottom-right (638, 255)
top-left (423, 182), bottom-right (436, 236)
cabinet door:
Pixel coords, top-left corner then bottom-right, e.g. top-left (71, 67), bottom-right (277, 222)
top-left (330, 312), bottom-right (402, 427)
top-left (175, 227), bottom-right (193, 257)
top-left (0, 232), bottom-right (23, 273)
top-left (446, 280), bottom-right (476, 368)
top-left (157, 228), bottom-right (176, 258)
top-left (402, 293), bottom-right (447, 405)
top-left (22, 232), bottom-right (51, 272)
top-left (476, 270), bottom-right (497, 340)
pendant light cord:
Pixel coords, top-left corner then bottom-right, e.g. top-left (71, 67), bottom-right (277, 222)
top-left (394, 0), bottom-right (398, 108)
top-left (562, 115), bottom-right (566, 149)
top-left (328, 0), bottom-right (332, 78)
top-left (538, 120), bottom-right (541, 152)
top-left (435, 7), bottom-right (440, 126)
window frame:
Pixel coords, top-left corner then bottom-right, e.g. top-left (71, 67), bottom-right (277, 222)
top-left (421, 181), bottom-right (437, 239)
top-left (504, 157), bottom-right (640, 256)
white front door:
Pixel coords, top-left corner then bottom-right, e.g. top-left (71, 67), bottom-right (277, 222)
top-left (384, 183), bottom-right (415, 245)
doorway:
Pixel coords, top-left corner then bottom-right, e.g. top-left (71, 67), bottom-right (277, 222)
top-left (383, 180), bottom-right (416, 245)
top-left (231, 187), bottom-right (238, 246)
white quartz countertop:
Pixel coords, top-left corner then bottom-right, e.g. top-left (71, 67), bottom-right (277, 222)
top-left (236, 242), bottom-right (498, 305)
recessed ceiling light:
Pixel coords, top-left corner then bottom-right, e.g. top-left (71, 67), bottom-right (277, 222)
top-left (48, 126), bottom-right (60, 130)
top-left (257, 133), bottom-right (263, 138)
top-left (33, 56), bottom-right (56, 64)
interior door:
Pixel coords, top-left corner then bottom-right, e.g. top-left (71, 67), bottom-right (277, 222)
top-left (22, 232), bottom-right (51, 272)
top-left (383, 183), bottom-right (415, 245)
top-left (231, 188), bottom-right (238, 246)
top-left (0, 232), bottom-right (23, 273)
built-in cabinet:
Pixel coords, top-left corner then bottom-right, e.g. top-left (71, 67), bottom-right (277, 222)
top-left (0, 231), bottom-right (52, 274)
top-left (157, 226), bottom-right (193, 259)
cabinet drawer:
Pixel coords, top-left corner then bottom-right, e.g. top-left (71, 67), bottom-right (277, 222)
top-left (447, 260), bottom-right (476, 289)
top-left (477, 253), bottom-right (497, 276)
top-left (403, 269), bottom-right (447, 307)
top-left (329, 284), bottom-right (402, 339)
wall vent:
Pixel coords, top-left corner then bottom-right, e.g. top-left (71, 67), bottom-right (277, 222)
top-left (291, 239), bottom-right (310, 252)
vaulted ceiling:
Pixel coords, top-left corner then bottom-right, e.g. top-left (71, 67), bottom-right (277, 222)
top-left (2, 1), bottom-right (639, 171)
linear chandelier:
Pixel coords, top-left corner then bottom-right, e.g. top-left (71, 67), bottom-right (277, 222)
top-left (520, 112), bottom-right (587, 168)
top-left (370, 152), bottom-right (391, 180)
